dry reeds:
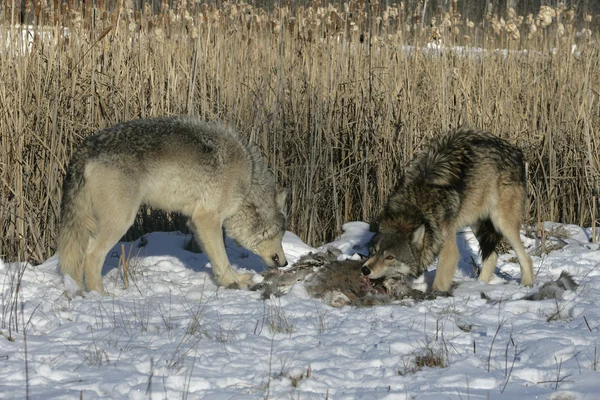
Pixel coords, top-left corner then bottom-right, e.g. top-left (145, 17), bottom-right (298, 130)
top-left (1, 1), bottom-right (599, 263)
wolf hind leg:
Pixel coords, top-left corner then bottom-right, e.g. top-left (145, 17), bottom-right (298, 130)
top-left (431, 231), bottom-right (460, 292)
top-left (83, 172), bottom-right (140, 293)
top-left (490, 187), bottom-right (534, 287)
top-left (84, 211), bottom-right (137, 293)
top-left (189, 211), bottom-right (253, 288)
top-left (472, 218), bottom-right (502, 283)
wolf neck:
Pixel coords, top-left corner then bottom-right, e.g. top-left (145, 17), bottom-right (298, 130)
top-left (223, 140), bottom-right (278, 249)
top-left (243, 140), bottom-right (275, 195)
top-left (382, 201), bottom-right (442, 270)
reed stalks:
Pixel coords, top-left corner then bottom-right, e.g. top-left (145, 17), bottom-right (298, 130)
top-left (1, 1), bottom-right (598, 263)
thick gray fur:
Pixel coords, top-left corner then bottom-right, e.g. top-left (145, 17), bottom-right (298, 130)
top-left (58, 116), bottom-right (288, 293)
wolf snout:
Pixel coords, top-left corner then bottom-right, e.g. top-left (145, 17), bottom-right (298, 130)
top-left (272, 254), bottom-right (288, 268)
top-left (361, 265), bottom-right (371, 276)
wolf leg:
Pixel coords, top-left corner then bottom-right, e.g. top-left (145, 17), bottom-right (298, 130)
top-left (83, 169), bottom-right (140, 293)
top-left (431, 232), bottom-right (460, 292)
top-left (491, 188), bottom-right (534, 286)
top-left (496, 222), bottom-right (534, 286)
top-left (189, 212), bottom-right (254, 288)
top-left (478, 251), bottom-right (499, 283)
top-left (84, 227), bottom-right (126, 294)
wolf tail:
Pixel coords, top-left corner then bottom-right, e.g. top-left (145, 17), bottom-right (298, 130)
top-left (474, 218), bottom-right (502, 262)
top-left (57, 148), bottom-right (95, 287)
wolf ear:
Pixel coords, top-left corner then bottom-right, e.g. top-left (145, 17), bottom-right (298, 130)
top-left (411, 225), bottom-right (426, 250)
top-left (367, 232), bottom-right (380, 254)
top-left (276, 188), bottom-right (288, 215)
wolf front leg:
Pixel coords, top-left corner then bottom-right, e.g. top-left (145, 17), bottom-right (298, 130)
top-left (431, 232), bottom-right (460, 292)
top-left (189, 212), bottom-right (254, 288)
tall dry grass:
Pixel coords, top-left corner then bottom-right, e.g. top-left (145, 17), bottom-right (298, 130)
top-left (1, 1), bottom-right (599, 264)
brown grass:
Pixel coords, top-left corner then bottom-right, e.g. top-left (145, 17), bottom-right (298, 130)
top-left (1, 1), bottom-right (599, 263)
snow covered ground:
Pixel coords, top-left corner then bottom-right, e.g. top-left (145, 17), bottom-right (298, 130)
top-left (1, 221), bottom-right (599, 399)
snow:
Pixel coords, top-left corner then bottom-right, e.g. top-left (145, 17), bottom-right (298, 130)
top-left (4, 24), bottom-right (586, 61)
top-left (1, 25), bottom-right (69, 55)
top-left (1, 222), bottom-right (600, 399)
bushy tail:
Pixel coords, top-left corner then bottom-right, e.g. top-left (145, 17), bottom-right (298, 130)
top-left (57, 150), bottom-right (95, 287)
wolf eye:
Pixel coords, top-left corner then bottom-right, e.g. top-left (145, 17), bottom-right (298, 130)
top-left (385, 254), bottom-right (395, 260)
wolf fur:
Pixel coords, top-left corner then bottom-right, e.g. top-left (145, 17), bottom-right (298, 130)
top-left (58, 116), bottom-right (288, 293)
top-left (362, 128), bottom-right (534, 292)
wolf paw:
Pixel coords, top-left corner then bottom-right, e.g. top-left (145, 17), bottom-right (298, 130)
top-left (424, 290), bottom-right (452, 300)
top-left (221, 272), bottom-right (255, 290)
top-left (325, 290), bottom-right (351, 308)
top-left (520, 277), bottom-right (534, 287)
top-left (90, 288), bottom-right (113, 297)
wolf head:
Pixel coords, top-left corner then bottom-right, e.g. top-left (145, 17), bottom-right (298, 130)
top-left (361, 225), bottom-right (426, 279)
top-left (225, 188), bottom-right (289, 269)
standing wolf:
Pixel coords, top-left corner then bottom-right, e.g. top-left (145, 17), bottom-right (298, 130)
top-left (362, 128), bottom-right (534, 292)
top-left (58, 116), bottom-right (288, 294)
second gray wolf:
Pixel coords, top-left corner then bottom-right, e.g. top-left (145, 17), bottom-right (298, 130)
top-left (362, 128), bottom-right (534, 292)
top-left (58, 116), bottom-right (288, 294)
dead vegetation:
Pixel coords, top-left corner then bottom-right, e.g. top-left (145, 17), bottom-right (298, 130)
top-left (1, 1), bottom-right (599, 263)
top-left (399, 334), bottom-right (451, 375)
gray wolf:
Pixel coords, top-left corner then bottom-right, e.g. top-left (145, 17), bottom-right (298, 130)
top-left (58, 116), bottom-right (288, 294)
top-left (362, 128), bottom-right (534, 292)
